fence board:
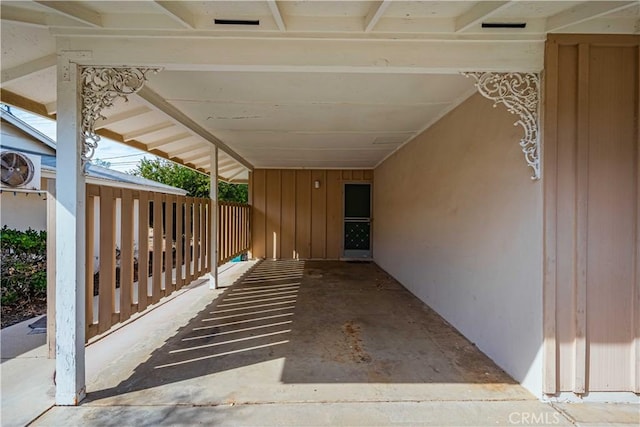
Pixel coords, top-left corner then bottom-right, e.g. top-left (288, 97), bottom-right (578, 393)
top-left (85, 188), bottom-right (95, 337)
top-left (193, 199), bottom-right (202, 279)
top-left (98, 186), bottom-right (116, 334)
top-left (185, 197), bottom-right (193, 283)
top-left (137, 192), bottom-right (149, 312)
top-left (120, 189), bottom-right (134, 321)
top-left (165, 194), bottom-right (175, 292)
top-left (152, 193), bottom-right (163, 302)
top-left (203, 201), bottom-right (209, 272)
top-left (175, 196), bottom-right (184, 289)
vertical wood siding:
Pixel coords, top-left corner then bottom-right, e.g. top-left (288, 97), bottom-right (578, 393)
top-left (251, 169), bottom-right (373, 259)
top-left (544, 34), bottom-right (640, 393)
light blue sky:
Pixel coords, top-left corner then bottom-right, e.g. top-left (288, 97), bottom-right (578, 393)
top-left (6, 105), bottom-right (156, 172)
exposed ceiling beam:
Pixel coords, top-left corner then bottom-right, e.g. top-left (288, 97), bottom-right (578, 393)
top-left (34, 1), bottom-right (102, 28)
top-left (146, 133), bottom-right (192, 150)
top-left (170, 142), bottom-right (207, 156)
top-left (44, 101), bottom-right (56, 115)
top-left (59, 37), bottom-right (544, 73)
top-left (546, 1), bottom-right (638, 32)
top-left (219, 163), bottom-right (241, 174)
top-left (152, 1), bottom-right (195, 29)
top-left (266, 0), bottom-right (286, 31)
top-left (226, 168), bottom-right (247, 183)
top-left (219, 159), bottom-right (238, 169)
top-left (1, 54), bottom-right (57, 85)
top-left (96, 128), bottom-right (202, 172)
top-left (365, 0), bottom-right (393, 32)
top-left (94, 106), bottom-right (150, 129)
top-left (0, 89), bottom-right (216, 173)
top-left (0, 5), bottom-right (48, 27)
top-left (0, 89), bottom-right (53, 118)
top-left (455, 1), bottom-right (513, 32)
top-left (135, 86), bottom-right (253, 170)
top-left (181, 148), bottom-right (212, 162)
top-left (122, 122), bottom-right (174, 141)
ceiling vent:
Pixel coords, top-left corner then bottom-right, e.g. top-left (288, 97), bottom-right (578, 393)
top-left (1, 151), bottom-right (41, 190)
top-left (214, 19), bottom-right (260, 26)
top-left (482, 22), bottom-right (526, 29)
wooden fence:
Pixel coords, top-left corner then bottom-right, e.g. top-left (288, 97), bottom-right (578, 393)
top-left (84, 184), bottom-right (250, 341)
top-left (218, 202), bottom-right (251, 264)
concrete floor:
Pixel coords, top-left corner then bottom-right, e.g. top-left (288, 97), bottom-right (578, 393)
top-left (1, 315), bottom-right (55, 427)
top-left (27, 260), bottom-right (640, 426)
top-left (76, 260), bottom-right (531, 405)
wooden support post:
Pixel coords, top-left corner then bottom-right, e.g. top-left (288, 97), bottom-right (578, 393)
top-left (209, 147), bottom-right (218, 289)
top-left (55, 56), bottom-right (86, 405)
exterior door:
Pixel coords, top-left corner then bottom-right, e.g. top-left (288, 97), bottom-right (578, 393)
top-left (343, 183), bottom-right (371, 258)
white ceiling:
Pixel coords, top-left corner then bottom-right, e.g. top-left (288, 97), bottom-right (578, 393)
top-left (1, 1), bottom-right (638, 181)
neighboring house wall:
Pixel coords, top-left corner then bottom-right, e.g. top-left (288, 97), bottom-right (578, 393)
top-left (544, 34), bottom-right (639, 394)
top-left (0, 179), bottom-right (48, 231)
top-left (251, 169), bottom-right (372, 259)
top-left (0, 121), bottom-right (55, 156)
top-left (373, 92), bottom-right (543, 396)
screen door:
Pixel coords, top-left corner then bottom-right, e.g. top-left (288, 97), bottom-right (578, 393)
top-left (343, 183), bottom-right (371, 258)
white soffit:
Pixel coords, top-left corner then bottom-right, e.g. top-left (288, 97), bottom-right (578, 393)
top-left (0, 0), bottom-right (638, 173)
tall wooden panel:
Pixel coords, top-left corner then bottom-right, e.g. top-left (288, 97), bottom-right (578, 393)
top-left (544, 34), bottom-right (639, 394)
top-left (281, 170), bottom-right (296, 259)
top-left (252, 169), bottom-right (267, 258)
top-left (311, 170), bottom-right (327, 258)
top-left (295, 170), bottom-right (312, 259)
top-left (326, 170), bottom-right (343, 259)
top-left (266, 170), bottom-right (281, 259)
top-left (586, 45), bottom-right (637, 391)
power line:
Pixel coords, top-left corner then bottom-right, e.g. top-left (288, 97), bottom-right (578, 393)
top-left (97, 152), bottom-right (149, 160)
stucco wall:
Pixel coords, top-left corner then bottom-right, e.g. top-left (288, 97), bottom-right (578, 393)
top-left (373, 92), bottom-right (543, 396)
top-left (0, 190), bottom-right (47, 231)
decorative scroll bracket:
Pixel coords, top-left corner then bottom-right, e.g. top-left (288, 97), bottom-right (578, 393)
top-left (80, 67), bottom-right (160, 168)
top-left (463, 72), bottom-right (541, 180)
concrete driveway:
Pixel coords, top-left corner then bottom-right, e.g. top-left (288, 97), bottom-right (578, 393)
top-left (31, 260), bottom-right (639, 426)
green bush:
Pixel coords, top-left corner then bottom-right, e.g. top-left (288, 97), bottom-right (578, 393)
top-left (1, 226), bottom-right (47, 306)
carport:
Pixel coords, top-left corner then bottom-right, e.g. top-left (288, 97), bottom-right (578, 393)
top-left (1, 0), bottom-right (638, 409)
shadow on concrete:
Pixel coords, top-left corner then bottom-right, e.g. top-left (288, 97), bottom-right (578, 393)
top-left (1, 315), bottom-right (48, 362)
top-left (87, 260), bottom-right (516, 403)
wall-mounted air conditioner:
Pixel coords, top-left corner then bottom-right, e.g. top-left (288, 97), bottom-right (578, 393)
top-left (0, 151), bottom-right (41, 190)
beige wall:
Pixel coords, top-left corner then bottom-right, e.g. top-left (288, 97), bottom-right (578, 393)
top-left (544, 34), bottom-right (640, 395)
top-left (251, 169), bottom-right (372, 259)
top-left (0, 178), bottom-right (48, 231)
top-left (374, 92), bottom-right (543, 395)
